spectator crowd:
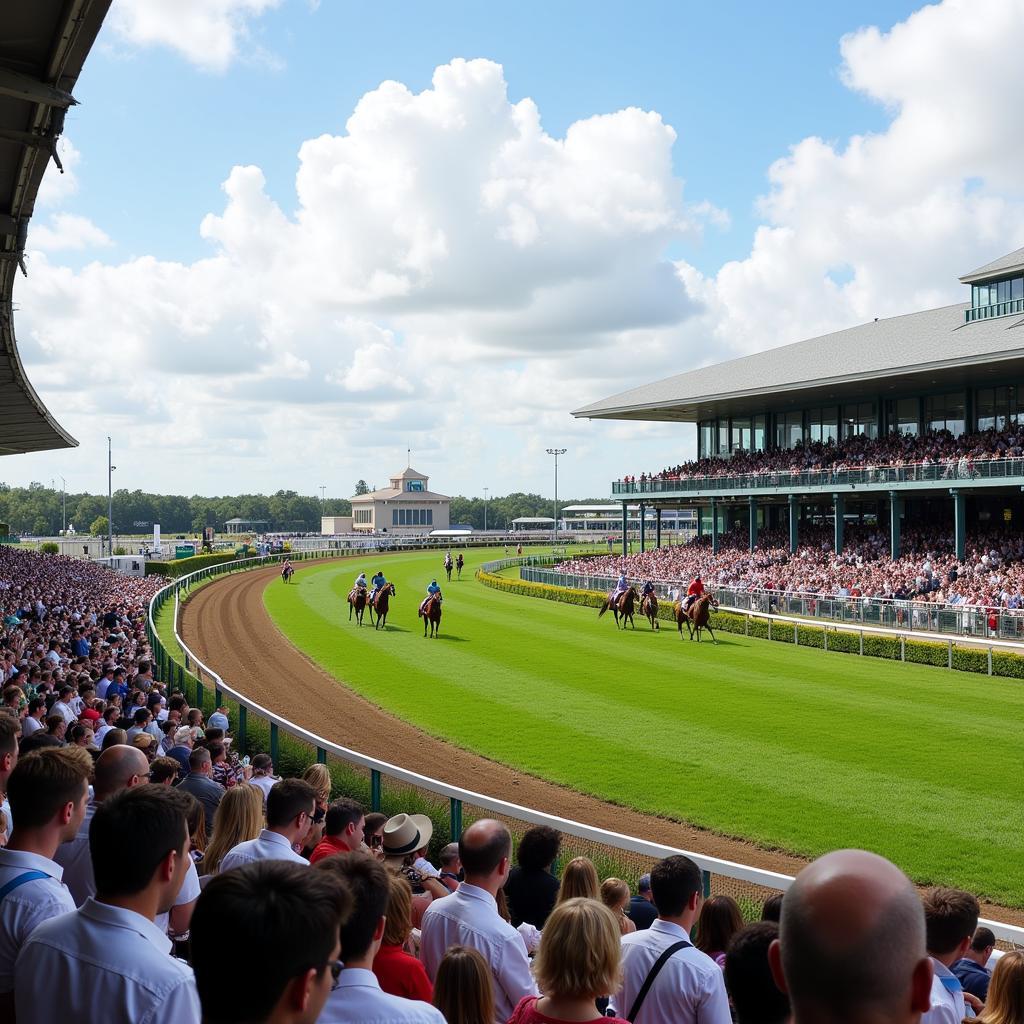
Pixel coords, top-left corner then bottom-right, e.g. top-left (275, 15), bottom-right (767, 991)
top-left (0, 549), bottom-right (1018, 1024)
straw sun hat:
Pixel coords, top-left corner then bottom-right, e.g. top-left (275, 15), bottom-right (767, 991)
top-left (382, 813), bottom-right (434, 862)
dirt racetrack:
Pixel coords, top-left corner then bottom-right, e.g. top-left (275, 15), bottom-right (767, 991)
top-left (179, 562), bottom-right (1024, 926)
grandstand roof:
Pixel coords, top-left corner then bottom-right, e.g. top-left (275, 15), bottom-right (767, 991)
top-left (572, 300), bottom-right (1024, 423)
top-left (0, 0), bottom-right (110, 454)
top-left (960, 246), bottom-right (1024, 284)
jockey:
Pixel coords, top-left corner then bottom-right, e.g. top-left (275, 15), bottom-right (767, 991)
top-left (683, 575), bottom-right (705, 612)
top-left (608, 571), bottom-right (629, 606)
top-left (456, 553), bottom-right (464, 567)
top-left (641, 580), bottom-right (655, 599)
top-left (354, 572), bottom-right (368, 592)
top-left (370, 570), bottom-right (386, 601)
top-left (420, 579), bottom-right (442, 615)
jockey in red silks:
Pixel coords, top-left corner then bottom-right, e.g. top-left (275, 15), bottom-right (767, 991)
top-left (683, 575), bottom-right (705, 612)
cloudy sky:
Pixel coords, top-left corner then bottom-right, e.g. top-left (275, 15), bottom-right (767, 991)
top-left (10, 0), bottom-right (1024, 500)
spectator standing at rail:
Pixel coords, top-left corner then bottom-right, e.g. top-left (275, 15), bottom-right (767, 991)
top-left (218, 778), bottom-right (316, 871)
top-left (190, 861), bottom-right (352, 1024)
top-left (767, 849), bottom-right (932, 1024)
top-left (504, 824), bottom-right (560, 929)
top-left (309, 798), bottom-right (365, 864)
top-left (608, 854), bottom-right (730, 1024)
top-left (317, 852), bottom-right (446, 1024)
top-left (628, 873), bottom-right (658, 930)
top-left (14, 785), bottom-right (200, 1024)
top-left (438, 842), bottom-right (461, 892)
top-left (0, 747), bottom-right (92, 1013)
top-left (921, 888), bottom-right (982, 1024)
top-left (724, 922), bottom-right (789, 1024)
top-left (177, 747), bottom-right (224, 838)
top-left (420, 819), bottom-right (538, 1023)
top-left (249, 752), bottom-right (280, 805)
top-left (953, 927), bottom-right (996, 1002)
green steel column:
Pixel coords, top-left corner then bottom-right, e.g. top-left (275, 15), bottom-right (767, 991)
top-left (639, 503), bottom-right (646, 552)
top-left (889, 491), bottom-right (902, 559)
top-left (788, 494), bottom-right (799, 553)
top-left (370, 770), bottom-right (382, 812)
top-left (696, 508), bottom-right (704, 540)
top-left (748, 497), bottom-right (758, 552)
top-left (655, 508), bottom-right (662, 549)
top-left (450, 798), bottom-right (463, 840)
top-left (237, 706), bottom-right (247, 754)
top-left (833, 493), bottom-right (845, 555)
top-left (711, 498), bottom-right (719, 554)
top-left (952, 489), bottom-right (966, 562)
top-left (621, 502), bottom-right (628, 557)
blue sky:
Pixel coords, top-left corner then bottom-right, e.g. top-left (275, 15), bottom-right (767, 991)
top-left (10, 0), bottom-right (1024, 502)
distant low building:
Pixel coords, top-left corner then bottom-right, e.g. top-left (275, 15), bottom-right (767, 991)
top-left (224, 518), bottom-right (269, 535)
top-left (320, 515), bottom-right (354, 535)
top-left (349, 467), bottom-right (451, 534)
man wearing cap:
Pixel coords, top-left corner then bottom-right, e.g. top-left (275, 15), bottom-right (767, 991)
top-left (383, 814), bottom-right (448, 902)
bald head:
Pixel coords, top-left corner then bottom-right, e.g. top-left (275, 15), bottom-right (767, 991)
top-left (770, 850), bottom-right (932, 1024)
top-left (93, 745), bottom-right (150, 800)
top-left (458, 819), bottom-right (511, 881)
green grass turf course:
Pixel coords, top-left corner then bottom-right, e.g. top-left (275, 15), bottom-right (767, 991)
top-left (263, 548), bottom-right (1024, 908)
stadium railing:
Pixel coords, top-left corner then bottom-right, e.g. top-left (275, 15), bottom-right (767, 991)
top-left (612, 454), bottom-right (1024, 495)
top-left (145, 550), bottom-right (1024, 942)
top-left (519, 566), bottom-right (1024, 647)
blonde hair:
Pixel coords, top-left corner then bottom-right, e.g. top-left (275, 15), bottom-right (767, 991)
top-left (433, 946), bottom-right (494, 1024)
top-left (301, 763), bottom-right (331, 802)
top-left (557, 856), bottom-right (599, 904)
top-left (382, 873), bottom-right (413, 947)
top-left (978, 951), bottom-right (1024, 1024)
top-left (204, 784), bottom-right (265, 874)
top-left (601, 877), bottom-right (630, 912)
top-left (534, 897), bottom-right (622, 999)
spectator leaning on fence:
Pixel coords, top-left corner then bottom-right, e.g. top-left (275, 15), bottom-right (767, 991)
top-left (504, 824), bottom-right (560, 930)
top-left (768, 849), bottom-right (932, 1024)
top-left (628, 873), bottom-right (658, 931)
top-left (420, 819), bottom-right (539, 1024)
top-left (190, 860), bottom-right (352, 1024)
top-left (316, 851), bottom-right (446, 1024)
top-left (608, 854), bottom-right (731, 1024)
top-left (14, 785), bottom-right (200, 1024)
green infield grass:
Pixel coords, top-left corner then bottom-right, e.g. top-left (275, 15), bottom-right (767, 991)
top-left (263, 547), bottom-right (1024, 907)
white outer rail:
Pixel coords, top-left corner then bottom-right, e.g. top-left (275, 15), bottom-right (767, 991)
top-left (147, 554), bottom-right (1024, 943)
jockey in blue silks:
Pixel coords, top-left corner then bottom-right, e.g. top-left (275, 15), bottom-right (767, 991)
top-left (420, 579), bottom-right (442, 615)
top-left (641, 580), bottom-right (655, 599)
top-left (354, 572), bottom-right (368, 591)
top-left (608, 571), bottom-right (629, 607)
top-left (370, 570), bottom-right (386, 602)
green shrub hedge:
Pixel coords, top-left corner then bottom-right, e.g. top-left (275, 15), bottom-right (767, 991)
top-left (145, 550), bottom-right (242, 578)
top-left (476, 570), bottom-right (1024, 680)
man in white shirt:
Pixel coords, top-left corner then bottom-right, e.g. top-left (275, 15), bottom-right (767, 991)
top-left (317, 853), bottom-right (446, 1024)
top-left (0, 714), bottom-right (20, 837)
top-left (50, 687), bottom-right (78, 727)
top-left (768, 849), bottom-right (933, 1024)
top-left (608, 855), bottom-right (731, 1024)
top-left (208, 706), bottom-right (230, 732)
top-left (0, 745), bottom-right (92, 1016)
top-left (191, 860), bottom-right (351, 1024)
top-left (20, 699), bottom-right (45, 737)
top-left (15, 785), bottom-right (200, 1024)
top-left (218, 779), bottom-right (316, 872)
top-left (921, 888), bottom-right (981, 1024)
top-left (420, 819), bottom-right (538, 1023)
top-left (53, 744), bottom-right (151, 906)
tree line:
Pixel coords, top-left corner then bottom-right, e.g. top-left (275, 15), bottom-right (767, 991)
top-left (0, 483), bottom-right (608, 536)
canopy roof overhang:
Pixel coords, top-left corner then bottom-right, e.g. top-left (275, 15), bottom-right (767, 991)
top-left (572, 302), bottom-right (1024, 425)
top-left (0, 0), bottom-right (111, 455)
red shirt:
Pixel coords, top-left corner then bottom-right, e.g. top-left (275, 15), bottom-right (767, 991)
top-left (372, 942), bottom-right (433, 1003)
top-left (508, 996), bottom-right (629, 1024)
top-left (687, 579), bottom-right (705, 596)
top-left (309, 835), bottom-right (355, 864)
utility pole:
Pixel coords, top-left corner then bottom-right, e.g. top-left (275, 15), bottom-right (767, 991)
top-left (107, 437), bottom-right (115, 557)
top-left (545, 448), bottom-right (567, 546)
top-left (59, 475), bottom-right (66, 536)
top-left (483, 487), bottom-right (489, 533)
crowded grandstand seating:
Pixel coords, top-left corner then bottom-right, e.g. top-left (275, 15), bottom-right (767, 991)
top-left (0, 546), bottom-right (1009, 1024)
top-left (558, 525), bottom-right (1024, 608)
top-left (621, 426), bottom-right (1024, 485)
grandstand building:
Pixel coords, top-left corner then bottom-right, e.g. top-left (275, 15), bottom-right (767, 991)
top-left (572, 247), bottom-right (1024, 559)
top-left (349, 466), bottom-right (451, 535)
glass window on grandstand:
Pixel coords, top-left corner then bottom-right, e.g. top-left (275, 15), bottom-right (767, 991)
top-left (731, 417), bottom-right (752, 451)
top-left (806, 406), bottom-right (838, 444)
top-left (924, 393), bottom-right (965, 436)
top-left (842, 401), bottom-right (878, 439)
top-left (717, 420), bottom-right (729, 456)
top-left (393, 508), bottom-right (434, 526)
top-left (976, 386), bottom-right (1021, 431)
top-left (885, 397), bottom-right (919, 436)
top-left (354, 509), bottom-right (373, 524)
top-left (752, 414), bottom-right (766, 451)
top-left (699, 421), bottom-right (715, 458)
top-left (775, 411), bottom-right (803, 449)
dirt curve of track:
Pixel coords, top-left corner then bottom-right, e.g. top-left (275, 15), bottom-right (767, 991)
top-left (179, 561), bottom-right (1023, 925)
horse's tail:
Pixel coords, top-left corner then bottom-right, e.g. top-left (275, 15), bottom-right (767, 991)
top-left (598, 600), bottom-right (610, 618)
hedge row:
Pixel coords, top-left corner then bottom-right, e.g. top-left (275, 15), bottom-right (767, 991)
top-left (475, 570), bottom-right (1024, 680)
top-left (145, 551), bottom-right (242, 578)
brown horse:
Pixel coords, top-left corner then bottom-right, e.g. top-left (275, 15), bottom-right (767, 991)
top-left (419, 593), bottom-right (442, 638)
top-left (641, 592), bottom-right (659, 630)
top-left (370, 582), bottom-right (396, 630)
top-left (347, 587), bottom-right (367, 626)
top-left (673, 594), bottom-right (719, 644)
top-left (598, 586), bottom-right (640, 630)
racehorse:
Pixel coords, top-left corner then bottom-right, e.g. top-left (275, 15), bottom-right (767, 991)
top-left (641, 592), bottom-right (659, 630)
top-left (674, 594), bottom-right (720, 644)
top-left (420, 593), bottom-right (442, 638)
top-left (444, 554), bottom-right (453, 582)
top-left (347, 587), bottom-right (368, 626)
top-left (281, 564), bottom-right (294, 584)
top-left (456, 553), bottom-right (464, 579)
top-left (598, 586), bottom-right (640, 630)
top-left (369, 582), bottom-right (396, 631)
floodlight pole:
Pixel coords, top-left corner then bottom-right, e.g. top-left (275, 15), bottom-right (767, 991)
top-left (107, 437), bottom-right (115, 557)
top-left (483, 487), bottom-right (489, 533)
top-left (545, 449), bottom-right (567, 546)
top-left (59, 475), bottom-right (66, 535)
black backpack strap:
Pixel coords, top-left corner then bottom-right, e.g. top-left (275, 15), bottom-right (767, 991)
top-left (626, 939), bottom-right (690, 1022)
